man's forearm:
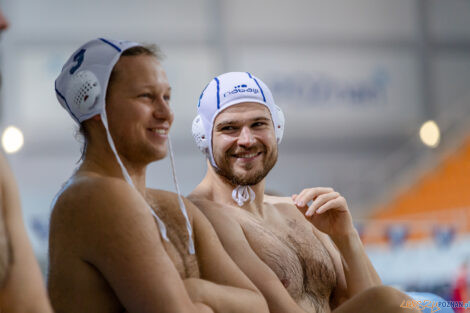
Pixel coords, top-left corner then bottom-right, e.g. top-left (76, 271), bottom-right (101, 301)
top-left (185, 278), bottom-right (268, 313)
top-left (331, 229), bottom-right (382, 297)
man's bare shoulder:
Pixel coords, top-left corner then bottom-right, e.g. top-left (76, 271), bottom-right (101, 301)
top-left (264, 194), bottom-right (334, 240)
top-left (145, 188), bottom-right (180, 208)
top-left (51, 174), bottom-right (146, 231)
top-left (264, 195), bottom-right (337, 248)
top-left (186, 195), bottom-right (216, 208)
top-left (187, 195), bottom-right (247, 235)
top-left (187, 195), bottom-right (234, 220)
top-left (263, 194), bottom-right (302, 218)
top-left (54, 173), bottom-right (136, 207)
top-left (145, 188), bottom-right (199, 218)
top-left (263, 194), bottom-right (295, 206)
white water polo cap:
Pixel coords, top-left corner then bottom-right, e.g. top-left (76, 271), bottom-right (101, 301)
top-left (55, 38), bottom-right (140, 123)
top-left (192, 71), bottom-right (285, 168)
top-left (55, 38), bottom-right (195, 254)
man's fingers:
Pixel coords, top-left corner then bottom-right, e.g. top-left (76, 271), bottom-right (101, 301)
top-left (316, 196), bottom-right (347, 214)
top-left (293, 194), bottom-right (309, 214)
top-left (305, 192), bottom-right (339, 216)
top-left (295, 187), bottom-right (333, 207)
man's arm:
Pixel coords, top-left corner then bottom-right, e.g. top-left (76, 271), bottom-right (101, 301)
top-left (292, 187), bottom-right (381, 304)
top-left (187, 201), bottom-right (269, 313)
top-left (193, 199), bottom-right (307, 313)
top-left (0, 152), bottom-right (53, 312)
top-left (330, 229), bottom-right (382, 297)
top-left (60, 178), bottom-right (210, 313)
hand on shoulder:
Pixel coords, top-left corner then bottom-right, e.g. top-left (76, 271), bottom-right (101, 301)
top-left (290, 187), bottom-right (355, 238)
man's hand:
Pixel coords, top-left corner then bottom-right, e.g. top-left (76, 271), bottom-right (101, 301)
top-left (184, 278), bottom-right (215, 313)
top-left (293, 187), bottom-right (382, 297)
top-left (292, 187), bottom-right (354, 238)
top-left (183, 278), bottom-right (207, 303)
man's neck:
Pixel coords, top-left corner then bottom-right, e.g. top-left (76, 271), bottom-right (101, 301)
top-left (193, 163), bottom-right (267, 217)
top-left (80, 143), bottom-right (147, 195)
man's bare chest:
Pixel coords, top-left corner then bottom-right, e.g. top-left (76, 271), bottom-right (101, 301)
top-left (236, 210), bottom-right (336, 304)
top-left (148, 204), bottom-right (199, 279)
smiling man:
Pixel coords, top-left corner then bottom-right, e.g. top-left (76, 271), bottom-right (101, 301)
top-left (48, 40), bottom-right (268, 313)
top-left (188, 72), bottom-right (419, 313)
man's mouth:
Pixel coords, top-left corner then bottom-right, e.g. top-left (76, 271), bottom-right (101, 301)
top-left (149, 128), bottom-right (168, 135)
top-left (232, 151), bottom-right (262, 159)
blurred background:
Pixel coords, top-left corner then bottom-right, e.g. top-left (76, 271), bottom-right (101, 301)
top-left (0, 0), bottom-right (469, 304)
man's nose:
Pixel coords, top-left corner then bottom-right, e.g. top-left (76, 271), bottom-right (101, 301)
top-left (237, 126), bottom-right (256, 147)
top-left (153, 99), bottom-right (174, 123)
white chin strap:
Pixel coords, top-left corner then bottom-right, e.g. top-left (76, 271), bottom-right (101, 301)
top-left (167, 135), bottom-right (195, 254)
top-left (232, 185), bottom-right (256, 207)
top-left (100, 112), bottom-right (170, 243)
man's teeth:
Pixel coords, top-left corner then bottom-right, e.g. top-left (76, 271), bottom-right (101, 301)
top-left (154, 129), bottom-right (167, 134)
top-left (237, 153), bottom-right (258, 158)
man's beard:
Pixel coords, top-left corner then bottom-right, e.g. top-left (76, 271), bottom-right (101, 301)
top-left (213, 146), bottom-right (278, 186)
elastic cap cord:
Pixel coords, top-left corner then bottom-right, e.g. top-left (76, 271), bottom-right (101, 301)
top-left (100, 112), bottom-right (169, 242)
top-left (168, 135), bottom-right (195, 254)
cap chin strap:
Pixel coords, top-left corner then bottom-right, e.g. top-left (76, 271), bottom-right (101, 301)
top-left (100, 112), bottom-right (170, 242)
top-left (232, 185), bottom-right (256, 207)
top-left (167, 135), bottom-right (195, 254)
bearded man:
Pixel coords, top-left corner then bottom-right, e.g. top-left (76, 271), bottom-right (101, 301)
top-left (187, 72), bottom-right (419, 313)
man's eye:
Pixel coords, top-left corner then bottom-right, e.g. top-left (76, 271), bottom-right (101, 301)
top-left (164, 95), bottom-right (171, 102)
top-left (221, 126), bottom-right (236, 131)
top-left (252, 122), bottom-right (266, 127)
top-left (139, 93), bottom-right (153, 99)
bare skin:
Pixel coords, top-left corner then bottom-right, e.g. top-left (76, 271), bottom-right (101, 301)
top-left (0, 152), bottom-right (53, 312)
top-left (189, 102), bottom-right (418, 313)
top-left (48, 55), bottom-right (268, 313)
top-left (0, 8), bottom-right (53, 312)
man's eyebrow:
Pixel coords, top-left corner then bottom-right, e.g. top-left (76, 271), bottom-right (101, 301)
top-left (215, 120), bottom-right (238, 129)
top-left (215, 117), bottom-right (271, 128)
top-left (253, 117), bottom-right (271, 122)
top-left (135, 85), bottom-right (172, 92)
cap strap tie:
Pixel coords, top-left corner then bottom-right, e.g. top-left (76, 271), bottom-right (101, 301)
top-left (232, 185), bottom-right (256, 207)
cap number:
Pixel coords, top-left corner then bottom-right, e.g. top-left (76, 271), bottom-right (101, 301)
top-left (69, 49), bottom-right (86, 75)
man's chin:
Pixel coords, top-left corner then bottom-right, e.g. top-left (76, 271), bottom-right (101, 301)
top-left (229, 169), bottom-right (265, 186)
top-left (154, 151), bottom-right (168, 161)
top-left (145, 148), bottom-right (168, 163)
top-left (231, 166), bottom-right (256, 178)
